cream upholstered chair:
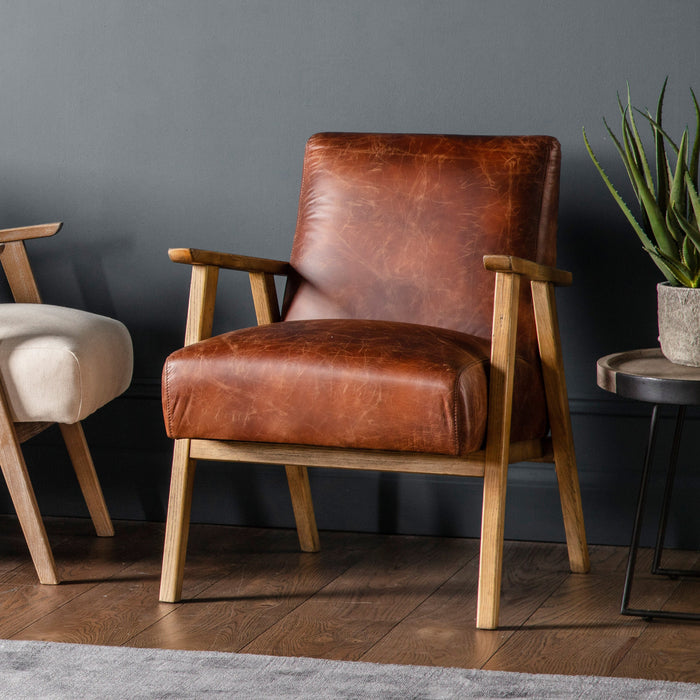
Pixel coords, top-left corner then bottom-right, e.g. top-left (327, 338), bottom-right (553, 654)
top-left (159, 133), bottom-right (590, 629)
top-left (0, 222), bottom-right (132, 583)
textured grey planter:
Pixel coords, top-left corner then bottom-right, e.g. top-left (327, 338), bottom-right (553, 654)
top-left (658, 282), bottom-right (700, 366)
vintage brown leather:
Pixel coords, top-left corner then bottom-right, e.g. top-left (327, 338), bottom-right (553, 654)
top-left (163, 133), bottom-right (560, 454)
top-left (163, 318), bottom-right (547, 455)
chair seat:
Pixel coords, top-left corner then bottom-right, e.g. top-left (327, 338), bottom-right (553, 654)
top-left (163, 319), bottom-right (547, 455)
top-left (0, 304), bottom-right (133, 423)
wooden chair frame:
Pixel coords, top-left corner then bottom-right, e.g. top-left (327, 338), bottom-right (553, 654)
top-left (0, 223), bottom-right (114, 584)
top-left (160, 247), bottom-right (590, 629)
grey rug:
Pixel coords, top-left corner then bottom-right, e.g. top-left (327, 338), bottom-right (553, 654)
top-left (0, 639), bottom-right (698, 699)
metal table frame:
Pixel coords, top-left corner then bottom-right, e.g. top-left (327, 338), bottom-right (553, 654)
top-left (597, 349), bottom-right (700, 622)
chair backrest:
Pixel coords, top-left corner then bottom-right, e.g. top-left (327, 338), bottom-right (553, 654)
top-left (283, 133), bottom-right (560, 354)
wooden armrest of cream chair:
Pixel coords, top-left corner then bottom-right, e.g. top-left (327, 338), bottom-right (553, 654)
top-left (0, 223), bottom-right (133, 583)
top-left (159, 133), bottom-right (589, 629)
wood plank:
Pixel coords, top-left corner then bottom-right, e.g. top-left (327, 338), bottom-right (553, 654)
top-left (0, 518), bottom-right (698, 684)
top-left (611, 552), bottom-right (700, 682)
top-left (241, 535), bottom-right (478, 661)
top-left (0, 519), bottom-right (156, 639)
top-left (481, 547), bottom-right (672, 677)
top-left (129, 531), bottom-right (375, 652)
top-left (361, 541), bottom-right (571, 668)
top-left (9, 522), bottom-right (270, 645)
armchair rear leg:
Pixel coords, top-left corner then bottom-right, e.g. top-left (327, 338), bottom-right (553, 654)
top-left (59, 422), bottom-right (114, 537)
top-left (285, 465), bottom-right (320, 552)
top-left (531, 281), bottom-right (589, 573)
top-left (160, 439), bottom-right (197, 602)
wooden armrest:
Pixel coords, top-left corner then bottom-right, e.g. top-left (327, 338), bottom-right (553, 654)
top-left (169, 248), bottom-right (290, 276)
top-left (483, 255), bottom-right (572, 286)
top-left (0, 223), bottom-right (62, 244)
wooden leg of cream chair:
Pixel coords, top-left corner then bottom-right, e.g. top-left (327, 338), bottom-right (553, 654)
top-left (285, 465), bottom-right (320, 552)
top-left (59, 422), bottom-right (114, 537)
top-left (160, 439), bottom-right (196, 602)
top-left (531, 281), bottom-right (590, 573)
top-left (0, 425), bottom-right (59, 584)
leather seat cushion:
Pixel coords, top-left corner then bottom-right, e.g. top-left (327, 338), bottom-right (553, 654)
top-left (0, 304), bottom-right (133, 423)
top-left (162, 319), bottom-right (547, 455)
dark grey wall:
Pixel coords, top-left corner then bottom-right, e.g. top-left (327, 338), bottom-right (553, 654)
top-left (2, 1), bottom-right (699, 547)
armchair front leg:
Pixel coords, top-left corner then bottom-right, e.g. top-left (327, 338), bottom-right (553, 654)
top-left (477, 269), bottom-right (521, 629)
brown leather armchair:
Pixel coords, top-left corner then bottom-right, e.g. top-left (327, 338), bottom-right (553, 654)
top-left (159, 133), bottom-right (589, 629)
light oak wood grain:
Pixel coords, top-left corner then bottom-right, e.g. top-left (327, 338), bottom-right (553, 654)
top-left (1, 518), bottom-right (697, 683)
top-left (476, 270), bottom-right (520, 629)
top-left (532, 280), bottom-right (589, 575)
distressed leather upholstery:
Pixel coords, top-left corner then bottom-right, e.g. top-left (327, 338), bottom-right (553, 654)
top-left (163, 134), bottom-right (559, 454)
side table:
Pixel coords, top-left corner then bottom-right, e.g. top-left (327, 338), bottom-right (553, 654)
top-left (597, 348), bottom-right (700, 622)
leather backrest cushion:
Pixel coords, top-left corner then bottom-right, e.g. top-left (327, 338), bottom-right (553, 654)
top-left (283, 133), bottom-right (560, 351)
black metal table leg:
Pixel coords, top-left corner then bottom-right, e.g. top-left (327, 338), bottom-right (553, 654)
top-left (652, 406), bottom-right (700, 580)
top-left (621, 404), bottom-right (700, 622)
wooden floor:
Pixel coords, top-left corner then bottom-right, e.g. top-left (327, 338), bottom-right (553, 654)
top-left (0, 516), bottom-right (698, 683)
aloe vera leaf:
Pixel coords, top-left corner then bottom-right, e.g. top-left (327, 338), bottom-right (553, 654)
top-left (681, 234), bottom-right (700, 280)
top-left (682, 233), bottom-right (695, 266)
top-left (685, 171), bottom-right (700, 231)
top-left (666, 206), bottom-right (685, 243)
top-left (671, 202), bottom-right (700, 256)
top-left (583, 127), bottom-right (655, 251)
top-left (621, 108), bottom-right (649, 198)
top-left (621, 122), bottom-right (678, 258)
top-left (649, 247), bottom-right (693, 286)
top-left (626, 87), bottom-right (655, 192)
top-left (690, 87), bottom-right (700, 186)
top-left (603, 117), bottom-right (640, 201)
top-left (668, 129), bottom-right (689, 225)
top-left (656, 79), bottom-right (670, 211)
top-left (635, 110), bottom-right (680, 154)
top-left (656, 77), bottom-right (668, 126)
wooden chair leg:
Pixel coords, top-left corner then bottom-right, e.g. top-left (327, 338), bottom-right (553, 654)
top-left (0, 424), bottom-right (59, 584)
top-left (531, 281), bottom-right (590, 574)
top-left (160, 439), bottom-right (197, 603)
top-left (285, 465), bottom-right (320, 552)
top-left (476, 270), bottom-right (520, 630)
top-left (477, 455), bottom-right (510, 630)
top-left (59, 422), bottom-right (114, 537)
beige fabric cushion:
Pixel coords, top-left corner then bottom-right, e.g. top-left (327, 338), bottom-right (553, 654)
top-left (0, 304), bottom-right (133, 423)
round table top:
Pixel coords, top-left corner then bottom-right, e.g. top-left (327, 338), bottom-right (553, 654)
top-left (597, 348), bottom-right (700, 405)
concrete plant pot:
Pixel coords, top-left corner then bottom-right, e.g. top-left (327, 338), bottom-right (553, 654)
top-left (657, 282), bottom-right (700, 366)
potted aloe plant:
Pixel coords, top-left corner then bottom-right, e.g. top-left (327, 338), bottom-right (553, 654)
top-left (583, 79), bottom-right (700, 366)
